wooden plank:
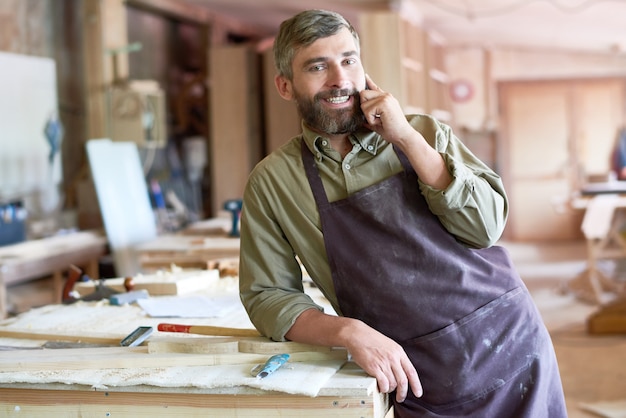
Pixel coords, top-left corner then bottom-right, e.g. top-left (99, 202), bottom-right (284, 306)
top-left (148, 337), bottom-right (239, 354)
top-left (0, 230), bottom-right (107, 285)
top-left (238, 337), bottom-right (334, 355)
top-left (134, 235), bottom-right (240, 251)
top-left (135, 235), bottom-right (240, 270)
top-left (181, 216), bottom-right (231, 236)
top-left (0, 387), bottom-right (385, 418)
top-left (147, 335), bottom-right (335, 355)
top-left (0, 327), bottom-right (124, 345)
top-left (0, 346), bottom-right (347, 372)
top-left (0, 229), bottom-right (107, 317)
top-left (135, 235), bottom-right (240, 272)
top-left (73, 269), bottom-right (220, 296)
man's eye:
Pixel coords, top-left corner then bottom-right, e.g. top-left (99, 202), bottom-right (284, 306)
top-left (345, 58), bottom-right (356, 65)
top-left (309, 65), bottom-right (325, 72)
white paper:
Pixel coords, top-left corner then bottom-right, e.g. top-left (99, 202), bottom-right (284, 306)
top-left (137, 295), bottom-right (240, 318)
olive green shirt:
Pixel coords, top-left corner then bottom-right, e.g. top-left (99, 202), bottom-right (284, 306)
top-left (239, 114), bottom-right (508, 341)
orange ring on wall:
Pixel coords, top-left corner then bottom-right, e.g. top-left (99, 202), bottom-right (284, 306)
top-left (450, 79), bottom-right (474, 103)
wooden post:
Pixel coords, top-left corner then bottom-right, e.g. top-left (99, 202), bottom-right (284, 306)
top-left (82, 0), bottom-right (129, 141)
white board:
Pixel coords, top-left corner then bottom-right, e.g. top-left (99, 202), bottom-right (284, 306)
top-left (0, 52), bottom-right (62, 213)
top-left (86, 139), bottom-right (157, 276)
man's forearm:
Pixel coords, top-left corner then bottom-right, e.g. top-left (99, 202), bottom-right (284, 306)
top-left (284, 308), bottom-right (362, 347)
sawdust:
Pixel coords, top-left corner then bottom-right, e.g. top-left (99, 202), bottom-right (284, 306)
top-left (0, 361), bottom-right (346, 396)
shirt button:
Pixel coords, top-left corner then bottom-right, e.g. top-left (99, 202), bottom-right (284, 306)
top-left (344, 163), bottom-right (351, 170)
top-left (321, 140), bottom-right (328, 146)
top-left (367, 145), bottom-right (374, 151)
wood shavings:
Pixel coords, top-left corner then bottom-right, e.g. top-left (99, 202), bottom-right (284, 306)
top-left (0, 361), bottom-right (346, 397)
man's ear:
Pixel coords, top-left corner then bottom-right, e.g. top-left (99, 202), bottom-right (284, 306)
top-left (274, 74), bottom-right (294, 100)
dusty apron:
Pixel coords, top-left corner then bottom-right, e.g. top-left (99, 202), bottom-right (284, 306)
top-left (302, 143), bottom-right (567, 417)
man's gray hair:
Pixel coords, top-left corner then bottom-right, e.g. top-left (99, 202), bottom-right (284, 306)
top-left (273, 9), bottom-right (360, 80)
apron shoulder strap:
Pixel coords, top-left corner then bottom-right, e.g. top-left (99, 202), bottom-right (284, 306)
top-left (392, 145), bottom-right (414, 174)
top-left (301, 140), bottom-right (330, 207)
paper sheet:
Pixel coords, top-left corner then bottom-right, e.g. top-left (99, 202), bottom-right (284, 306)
top-left (137, 294), bottom-right (242, 318)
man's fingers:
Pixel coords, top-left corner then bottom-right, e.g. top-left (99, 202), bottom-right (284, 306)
top-left (410, 375), bottom-right (424, 398)
top-left (365, 73), bottom-right (382, 91)
top-left (402, 357), bottom-right (423, 398)
top-left (393, 368), bottom-right (409, 402)
top-left (375, 365), bottom-right (403, 397)
top-left (375, 370), bottom-right (391, 394)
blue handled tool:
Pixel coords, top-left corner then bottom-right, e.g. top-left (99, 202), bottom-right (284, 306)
top-left (223, 199), bottom-right (243, 237)
top-left (250, 353), bottom-right (290, 379)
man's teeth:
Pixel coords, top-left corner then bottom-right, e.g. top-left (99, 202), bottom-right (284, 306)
top-left (327, 96), bottom-right (349, 104)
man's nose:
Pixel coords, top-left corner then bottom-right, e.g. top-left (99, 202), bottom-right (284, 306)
top-left (326, 65), bottom-right (351, 89)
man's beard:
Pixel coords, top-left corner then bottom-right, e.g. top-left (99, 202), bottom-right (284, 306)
top-left (293, 88), bottom-right (365, 135)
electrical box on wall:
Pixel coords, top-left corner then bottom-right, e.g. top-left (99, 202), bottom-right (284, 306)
top-left (108, 80), bottom-right (167, 147)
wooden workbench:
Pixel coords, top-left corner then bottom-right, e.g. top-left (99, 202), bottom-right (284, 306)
top-left (0, 362), bottom-right (387, 417)
top-left (0, 230), bottom-right (107, 317)
top-left (0, 276), bottom-right (390, 417)
top-left (568, 193), bottom-right (626, 304)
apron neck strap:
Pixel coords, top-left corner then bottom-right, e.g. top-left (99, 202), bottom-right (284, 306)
top-left (301, 140), bottom-right (330, 207)
top-left (301, 140), bottom-right (414, 208)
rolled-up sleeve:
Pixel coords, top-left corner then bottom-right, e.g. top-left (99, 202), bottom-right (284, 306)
top-left (416, 117), bottom-right (508, 248)
top-left (239, 166), bottom-right (325, 342)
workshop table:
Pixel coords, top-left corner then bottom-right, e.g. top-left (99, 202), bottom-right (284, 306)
top-left (0, 230), bottom-right (107, 317)
top-left (0, 275), bottom-right (390, 417)
top-left (568, 192), bottom-right (626, 304)
top-left (0, 362), bottom-right (387, 417)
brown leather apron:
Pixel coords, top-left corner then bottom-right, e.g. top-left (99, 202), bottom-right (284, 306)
top-left (302, 142), bottom-right (567, 417)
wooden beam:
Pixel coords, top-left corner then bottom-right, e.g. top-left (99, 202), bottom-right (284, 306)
top-left (0, 346), bottom-right (347, 372)
top-left (0, 327), bottom-right (124, 345)
top-left (0, 386), bottom-right (386, 417)
top-left (126, 0), bottom-right (214, 24)
top-left (82, 0), bottom-right (107, 139)
top-left (147, 337), bottom-right (239, 354)
top-left (125, 0), bottom-right (268, 38)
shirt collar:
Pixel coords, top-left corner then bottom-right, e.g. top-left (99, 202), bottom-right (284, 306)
top-left (301, 122), bottom-right (383, 156)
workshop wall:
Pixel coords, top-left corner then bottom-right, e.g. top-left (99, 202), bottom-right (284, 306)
top-left (0, 0), bottom-right (54, 57)
top-left (446, 46), bottom-right (626, 133)
top-left (0, 0), bottom-right (80, 238)
top-left (445, 46), bottom-right (626, 241)
top-left (4, 1), bottom-right (626, 243)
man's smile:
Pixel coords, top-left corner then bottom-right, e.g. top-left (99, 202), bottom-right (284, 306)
top-left (326, 95), bottom-right (350, 104)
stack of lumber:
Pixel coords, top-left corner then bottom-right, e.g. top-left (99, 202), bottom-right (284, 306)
top-left (135, 235), bottom-right (240, 271)
top-left (73, 268), bottom-right (221, 297)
